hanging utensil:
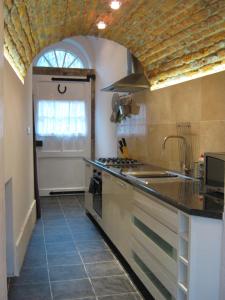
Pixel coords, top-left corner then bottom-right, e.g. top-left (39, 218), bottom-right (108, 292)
top-left (122, 138), bottom-right (129, 158)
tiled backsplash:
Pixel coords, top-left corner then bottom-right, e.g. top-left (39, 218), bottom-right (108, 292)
top-left (117, 70), bottom-right (225, 172)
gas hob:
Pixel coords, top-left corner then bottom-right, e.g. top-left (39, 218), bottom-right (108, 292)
top-left (96, 157), bottom-right (142, 167)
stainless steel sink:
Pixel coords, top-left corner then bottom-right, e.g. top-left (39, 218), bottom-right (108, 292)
top-left (139, 177), bottom-right (187, 185)
top-left (122, 170), bottom-right (178, 178)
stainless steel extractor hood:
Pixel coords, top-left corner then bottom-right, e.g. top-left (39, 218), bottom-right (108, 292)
top-left (101, 51), bottom-right (150, 93)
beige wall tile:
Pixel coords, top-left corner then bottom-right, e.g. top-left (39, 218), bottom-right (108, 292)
top-left (117, 70), bottom-right (225, 170)
top-left (200, 121), bottom-right (225, 153)
top-left (169, 79), bottom-right (202, 123)
top-left (201, 71), bottom-right (225, 121)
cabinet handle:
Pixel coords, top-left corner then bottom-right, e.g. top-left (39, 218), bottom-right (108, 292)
top-left (86, 164), bottom-right (91, 168)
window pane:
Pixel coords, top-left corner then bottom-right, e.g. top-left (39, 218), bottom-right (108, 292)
top-left (36, 49), bottom-right (84, 69)
top-left (36, 100), bottom-right (87, 137)
top-left (43, 51), bottom-right (57, 67)
top-left (55, 50), bottom-right (66, 68)
top-left (64, 53), bottom-right (76, 68)
top-left (37, 56), bottom-right (50, 67)
top-left (70, 58), bottom-right (83, 68)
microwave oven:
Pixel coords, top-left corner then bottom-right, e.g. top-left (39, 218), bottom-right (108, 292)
top-left (204, 152), bottom-right (225, 193)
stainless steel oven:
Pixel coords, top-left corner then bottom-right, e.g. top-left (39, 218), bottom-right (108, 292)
top-left (89, 170), bottom-right (102, 217)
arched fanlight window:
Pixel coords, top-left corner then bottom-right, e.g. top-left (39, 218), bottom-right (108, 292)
top-left (36, 49), bottom-right (84, 68)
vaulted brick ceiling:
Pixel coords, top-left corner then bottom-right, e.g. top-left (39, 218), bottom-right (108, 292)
top-left (4, 0), bottom-right (225, 87)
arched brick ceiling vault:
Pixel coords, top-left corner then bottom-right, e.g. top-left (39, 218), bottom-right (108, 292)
top-left (4, 0), bottom-right (225, 87)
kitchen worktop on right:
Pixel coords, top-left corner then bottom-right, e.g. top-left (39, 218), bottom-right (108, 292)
top-left (84, 158), bottom-right (224, 219)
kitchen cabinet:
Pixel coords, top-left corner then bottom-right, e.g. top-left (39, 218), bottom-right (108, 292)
top-left (84, 162), bottom-right (223, 300)
top-left (102, 172), bottom-right (133, 260)
top-left (131, 189), bottom-right (179, 300)
top-left (130, 189), bottom-right (223, 300)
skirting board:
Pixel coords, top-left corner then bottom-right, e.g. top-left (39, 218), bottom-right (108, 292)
top-left (39, 187), bottom-right (85, 197)
top-left (15, 200), bottom-right (36, 275)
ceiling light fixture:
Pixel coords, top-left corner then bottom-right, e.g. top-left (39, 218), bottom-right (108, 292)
top-left (110, 0), bottom-right (121, 10)
top-left (97, 21), bottom-right (107, 30)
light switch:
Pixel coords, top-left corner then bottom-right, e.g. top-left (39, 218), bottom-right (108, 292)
top-left (27, 126), bottom-right (31, 135)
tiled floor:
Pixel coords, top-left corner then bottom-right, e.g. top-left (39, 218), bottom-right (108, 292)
top-left (8, 195), bottom-right (143, 300)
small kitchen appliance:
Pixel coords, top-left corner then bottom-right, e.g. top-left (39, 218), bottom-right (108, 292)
top-left (204, 152), bottom-right (225, 193)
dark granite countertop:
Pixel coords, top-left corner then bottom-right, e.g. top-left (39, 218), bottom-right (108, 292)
top-left (84, 159), bottom-right (224, 220)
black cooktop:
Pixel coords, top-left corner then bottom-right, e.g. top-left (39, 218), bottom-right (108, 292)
top-left (96, 157), bottom-right (142, 166)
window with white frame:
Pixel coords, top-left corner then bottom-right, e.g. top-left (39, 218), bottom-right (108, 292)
top-left (36, 49), bottom-right (84, 69)
top-left (36, 100), bottom-right (87, 137)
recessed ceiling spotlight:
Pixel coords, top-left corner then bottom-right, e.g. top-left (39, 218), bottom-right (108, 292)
top-left (110, 0), bottom-right (121, 10)
top-left (97, 21), bottom-right (107, 30)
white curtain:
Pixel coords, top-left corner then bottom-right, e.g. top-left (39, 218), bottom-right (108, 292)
top-left (36, 100), bottom-right (87, 151)
top-left (36, 100), bottom-right (87, 137)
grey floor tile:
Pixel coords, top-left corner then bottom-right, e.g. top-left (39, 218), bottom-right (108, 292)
top-left (80, 250), bottom-right (114, 264)
top-left (69, 223), bottom-right (97, 233)
top-left (72, 230), bottom-right (102, 241)
top-left (42, 213), bottom-right (64, 220)
top-left (11, 267), bottom-right (48, 285)
top-left (63, 210), bottom-right (85, 218)
top-left (8, 283), bottom-right (51, 300)
top-left (9, 196), bottom-right (141, 300)
top-left (51, 278), bottom-right (95, 300)
top-left (44, 227), bottom-right (71, 236)
top-left (76, 240), bottom-right (108, 252)
top-left (76, 298), bottom-right (96, 300)
top-left (67, 216), bottom-right (93, 226)
top-left (28, 235), bottom-right (45, 250)
top-left (91, 275), bottom-right (136, 297)
top-left (47, 251), bottom-right (82, 267)
top-left (43, 224), bottom-right (69, 232)
top-left (45, 232), bottom-right (73, 243)
top-left (98, 293), bottom-right (142, 300)
top-left (41, 199), bottom-right (60, 208)
top-left (85, 261), bottom-right (124, 278)
top-left (32, 221), bottom-right (43, 235)
top-left (23, 251), bottom-right (47, 269)
top-left (69, 221), bottom-right (99, 231)
top-left (43, 219), bottom-right (67, 226)
top-left (49, 264), bottom-right (87, 281)
top-left (62, 206), bottom-right (84, 212)
top-left (46, 241), bottom-right (76, 254)
top-left (78, 200), bottom-right (85, 208)
top-left (42, 207), bottom-right (62, 214)
top-left (59, 199), bottom-right (81, 208)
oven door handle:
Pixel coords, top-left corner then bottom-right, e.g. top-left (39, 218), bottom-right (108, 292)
top-left (93, 178), bottom-right (101, 185)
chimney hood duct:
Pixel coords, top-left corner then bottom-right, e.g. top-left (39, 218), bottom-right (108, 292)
top-left (101, 51), bottom-right (150, 93)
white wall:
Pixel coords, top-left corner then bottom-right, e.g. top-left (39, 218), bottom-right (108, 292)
top-left (4, 61), bottom-right (36, 274)
top-left (72, 37), bottom-right (127, 158)
top-left (0, 0), bottom-right (7, 297)
top-left (91, 38), bottom-right (127, 158)
top-left (34, 36), bottom-right (127, 158)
